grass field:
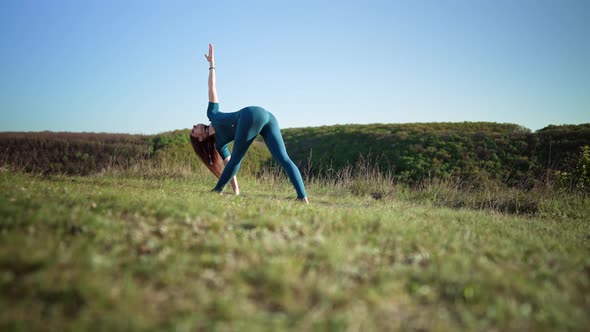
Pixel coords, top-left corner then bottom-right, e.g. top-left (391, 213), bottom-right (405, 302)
top-left (1, 168), bottom-right (589, 331)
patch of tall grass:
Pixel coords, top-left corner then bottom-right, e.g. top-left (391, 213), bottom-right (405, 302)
top-left (258, 155), bottom-right (588, 220)
top-left (5, 144), bottom-right (588, 220)
top-left (113, 139), bottom-right (588, 221)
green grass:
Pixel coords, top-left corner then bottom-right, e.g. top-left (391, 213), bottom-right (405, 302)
top-left (1, 168), bottom-right (589, 331)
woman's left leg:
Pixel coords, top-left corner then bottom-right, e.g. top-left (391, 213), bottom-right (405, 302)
top-left (260, 113), bottom-right (307, 199)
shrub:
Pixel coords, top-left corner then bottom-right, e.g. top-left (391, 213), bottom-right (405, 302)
top-left (555, 145), bottom-right (590, 193)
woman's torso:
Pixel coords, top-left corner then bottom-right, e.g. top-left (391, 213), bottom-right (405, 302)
top-left (207, 103), bottom-right (269, 149)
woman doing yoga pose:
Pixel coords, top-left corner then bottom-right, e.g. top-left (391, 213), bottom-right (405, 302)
top-left (190, 44), bottom-right (309, 203)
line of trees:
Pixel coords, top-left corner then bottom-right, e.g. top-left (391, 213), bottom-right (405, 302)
top-left (1, 123), bottom-right (589, 190)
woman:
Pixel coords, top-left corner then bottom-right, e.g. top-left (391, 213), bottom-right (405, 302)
top-left (190, 44), bottom-right (309, 203)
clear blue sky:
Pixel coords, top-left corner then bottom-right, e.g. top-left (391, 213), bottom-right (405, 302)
top-left (1, 0), bottom-right (588, 134)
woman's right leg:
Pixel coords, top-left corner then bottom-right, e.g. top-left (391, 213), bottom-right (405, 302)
top-left (213, 136), bottom-right (255, 192)
top-left (213, 109), bottom-right (263, 191)
top-left (260, 114), bottom-right (307, 199)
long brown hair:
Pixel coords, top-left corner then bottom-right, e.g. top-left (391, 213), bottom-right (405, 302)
top-left (189, 132), bottom-right (224, 178)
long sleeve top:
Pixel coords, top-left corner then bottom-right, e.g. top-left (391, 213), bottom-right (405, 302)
top-left (206, 102), bottom-right (238, 159)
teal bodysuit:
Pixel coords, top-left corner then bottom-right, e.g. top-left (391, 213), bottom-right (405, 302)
top-left (207, 102), bottom-right (307, 199)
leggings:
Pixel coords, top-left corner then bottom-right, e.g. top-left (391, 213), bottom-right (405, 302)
top-left (213, 106), bottom-right (307, 199)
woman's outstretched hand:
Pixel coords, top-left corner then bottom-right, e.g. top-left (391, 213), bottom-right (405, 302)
top-left (205, 43), bottom-right (218, 102)
top-left (204, 43), bottom-right (215, 66)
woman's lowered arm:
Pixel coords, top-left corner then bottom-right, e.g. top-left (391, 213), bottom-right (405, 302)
top-left (224, 157), bottom-right (240, 195)
top-left (204, 43), bottom-right (219, 103)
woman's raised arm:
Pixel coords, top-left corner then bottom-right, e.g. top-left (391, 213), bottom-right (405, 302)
top-left (205, 43), bottom-right (219, 103)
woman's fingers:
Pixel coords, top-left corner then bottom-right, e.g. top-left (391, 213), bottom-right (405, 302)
top-left (204, 44), bottom-right (214, 63)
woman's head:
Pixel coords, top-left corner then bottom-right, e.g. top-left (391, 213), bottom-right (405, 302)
top-left (189, 125), bottom-right (223, 178)
top-left (190, 124), bottom-right (209, 142)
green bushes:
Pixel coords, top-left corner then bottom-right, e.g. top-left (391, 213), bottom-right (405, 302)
top-left (281, 122), bottom-right (590, 189)
top-left (281, 122), bottom-right (538, 185)
top-left (554, 145), bottom-right (590, 193)
top-left (1, 123), bottom-right (589, 195)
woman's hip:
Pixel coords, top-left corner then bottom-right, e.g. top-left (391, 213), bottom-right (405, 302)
top-left (238, 106), bottom-right (270, 126)
top-left (236, 106), bottom-right (271, 140)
